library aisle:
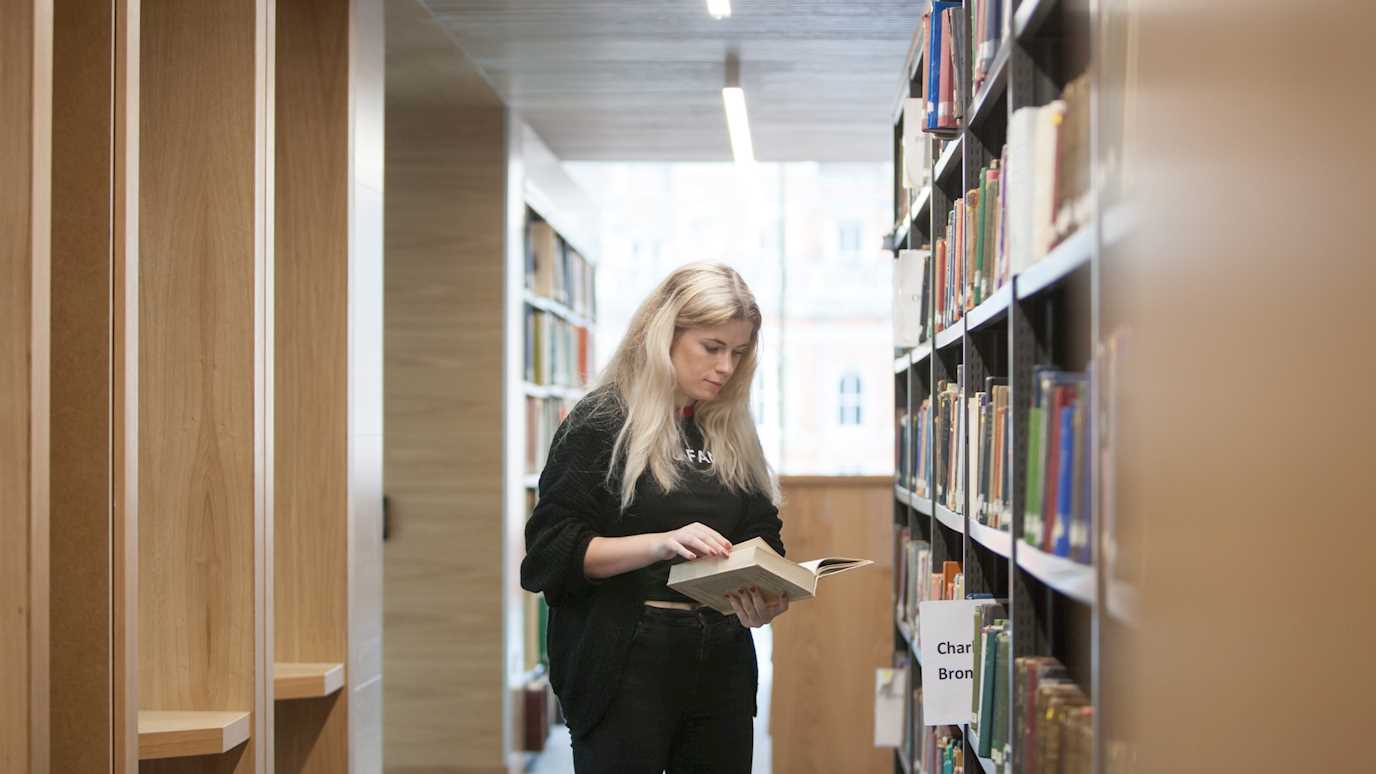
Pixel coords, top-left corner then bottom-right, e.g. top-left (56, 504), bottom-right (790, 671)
top-left (3, 2), bottom-right (1373, 774)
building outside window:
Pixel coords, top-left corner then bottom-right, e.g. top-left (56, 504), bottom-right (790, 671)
top-left (838, 371), bottom-right (863, 425)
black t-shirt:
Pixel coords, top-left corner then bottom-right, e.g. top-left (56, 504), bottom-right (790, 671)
top-left (612, 414), bottom-right (745, 603)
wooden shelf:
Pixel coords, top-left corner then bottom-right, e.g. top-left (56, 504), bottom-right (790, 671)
top-left (934, 503), bottom-right (964, 534)
top-left (1014, 225), bottom-right (1093, 301)
top-left (966, 283), bottom-right (1011, 332)
top-left (912, 494), bottom-right (933, 516)
top-left (935, 135), bottom-right (963, 185)
top-left (275, 662), bottom-right (346, 701)
top-left (967, 518), bottom-right (1012, 559)
top-left (138, 710), bottom-right (251, 760)
top-left (1014, 0), bottom-right (1058, 42)
top-left (967, 43), bottom-right (1010, 130)
top-left (1016, 543), bottom-right (1095, 605)
top-left (935, 321), bottom-right (963, 350)
top-left (964, 727), bottom-right (999, 774)
top-left (523, 289), bottom-right (594, 328)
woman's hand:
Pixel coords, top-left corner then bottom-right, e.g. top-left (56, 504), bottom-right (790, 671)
top-left (653, 522), bottom-right (732, 562)
top-left (726, 586), bottom-right (790, 628)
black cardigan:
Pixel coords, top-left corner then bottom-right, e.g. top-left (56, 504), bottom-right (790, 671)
top-left (519, 392), bottom-right (785, 738)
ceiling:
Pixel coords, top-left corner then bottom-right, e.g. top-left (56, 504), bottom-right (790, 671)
top-left (412, 0), bottom-right (922, 162)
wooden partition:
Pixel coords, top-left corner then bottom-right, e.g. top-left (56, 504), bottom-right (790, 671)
top-left (770, 476), bottom-right (893, 774)
top-left (1, 3), bottom-right (52, 772)
top-left (137, 0), bottom-right (271, 771)
top-left (273, 0), bottom-right (385, 770)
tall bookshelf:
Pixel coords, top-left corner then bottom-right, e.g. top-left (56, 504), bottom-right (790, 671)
top-left (888, 1), bottom-right (1128, 773)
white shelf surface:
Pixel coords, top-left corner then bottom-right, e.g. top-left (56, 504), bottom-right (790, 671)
top-left (1016, 542), bottom-right (1095, 605)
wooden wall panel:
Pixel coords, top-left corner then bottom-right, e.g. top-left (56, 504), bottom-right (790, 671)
top-left (384, 10), bottom-right (509, 758)
top-left (138, 0), bottom-right (269, 771)
top-left (770, 477), bottom-right (892, 774)
top-left (1, 2), bottom-right (52, 772)
top-left (274, 0), bottom-right (350, 770)
top-left (49, 1), bottom-right (113, 770)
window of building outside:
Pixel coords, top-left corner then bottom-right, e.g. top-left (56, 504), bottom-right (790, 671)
top-left (566, 161), bottom-right (895, 476)
top-left (838, 371), bottom-right (863, 426)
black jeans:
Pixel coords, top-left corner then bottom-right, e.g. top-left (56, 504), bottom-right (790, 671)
top-left (571, 604), bottom-right (757, 774)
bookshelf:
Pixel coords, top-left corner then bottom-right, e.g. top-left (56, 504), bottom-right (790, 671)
top-left (888, 1), bottom-right (1112, 773)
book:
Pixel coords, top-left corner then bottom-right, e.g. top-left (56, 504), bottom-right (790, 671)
top-left (667, 537), bottom-right (873, 614)
top-left (895, 248), bottom-right (932, 348)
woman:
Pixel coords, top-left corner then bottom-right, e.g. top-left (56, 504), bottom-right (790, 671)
top-left (520, 262), bottom-right (788, 773)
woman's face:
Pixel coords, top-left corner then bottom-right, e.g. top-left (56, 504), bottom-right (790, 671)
top-left (670, 319), bottom-right (754, 405)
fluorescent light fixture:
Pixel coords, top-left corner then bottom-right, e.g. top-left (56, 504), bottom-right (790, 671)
top-left (707, 0), bottom-right (732, 19)
top-left (721, 86), bottom-right (755, 164)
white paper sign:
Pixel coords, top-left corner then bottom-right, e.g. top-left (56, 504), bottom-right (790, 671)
top-left (873, 667), bottom-right (907, 747)
top-left (917, 599), bottom-right (982, 725)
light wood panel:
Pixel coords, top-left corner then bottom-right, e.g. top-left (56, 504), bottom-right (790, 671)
top-left (274, 0), bottom-right (352, 771)
top-left (385, 4), bottom-right (509, 765)
top-left (1, 2), bottom-right (52, 772)
top-left (770, 476), bottom-right (892, 774)
top-left (1101, 1), bottom-right (1376, 771)
top-left (138, 711), bottom-right (252, 760)
top-left (275, 664), bottom-right (346, 701)
top-left (138, 1), bottom-right (270, 772)
top-left (49, 1), bottom-right (113, 770)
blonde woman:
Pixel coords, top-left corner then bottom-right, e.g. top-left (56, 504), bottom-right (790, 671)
top-left (521, 263), bottom-right (788, 773)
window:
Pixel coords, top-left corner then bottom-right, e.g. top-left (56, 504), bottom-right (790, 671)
top-left (838, 371), bottom-right (862, 425)
top-left (751, 368), bottom-right (767, 426)
top-left (837, 220), bottom-right (864, 257)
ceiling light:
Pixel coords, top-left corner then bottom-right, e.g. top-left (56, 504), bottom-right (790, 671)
top-left (721, 87), bottom-right (754, 164)
top-left (707, 0), bottom-right (732, 19)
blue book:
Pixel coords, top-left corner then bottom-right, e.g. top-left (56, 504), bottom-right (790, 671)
top-left (1053, 403), bottom-right (1075, 557)
top-left (928, 2), bottom-right (960, 130)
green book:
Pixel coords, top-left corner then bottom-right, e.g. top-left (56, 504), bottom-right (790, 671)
top-left (976, 624), bottom-right (999, 757)
top-left (990, 629), bottom-right (1012, 762)
top-left (1023, 369), bottom-right (1051, 545)
top-left (970, 606), bottom-right (985, 730)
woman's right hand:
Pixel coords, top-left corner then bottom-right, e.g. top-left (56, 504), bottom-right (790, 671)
top-left (653, 522), bottom-right (732, 561)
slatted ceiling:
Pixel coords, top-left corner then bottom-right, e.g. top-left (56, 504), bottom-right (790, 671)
top-left (414, 0), bottom-right (921, 161)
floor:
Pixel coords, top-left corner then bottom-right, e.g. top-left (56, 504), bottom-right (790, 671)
top-left (529, 625), bottom-right (775, 774)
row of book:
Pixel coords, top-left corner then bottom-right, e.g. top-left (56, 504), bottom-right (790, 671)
top-left (969, 379), bottom-right (1012, 531)
top-left (936, 155), bottom-right (1007, 333)
top-left (1005, 75), bottom-right (1092, 276)
top-left (921, 2), bottom-right (963, 134)
top-left (968, 601), bottom-right (1011, 763)
top-left (1014, 657), bottom-right (1093, 774)
top-left (894, 530), bottom-right (964, 635)
top-left (524, 396), bottom-right (576, 476)
top-left (933, 373), bottom-right (965, 513)
top-left (969, 0), bottom-right (1006, 96)
top-left (895, 400), bottom-right (932, 496)
top-left (525, 219), bottom-right (597, 319)
top-left (524, 307), bottom-right (594, 388)
top-left (893, 654), bottom-right (968, 774)
top-left (1023, 368), bottom-right (1092, 563)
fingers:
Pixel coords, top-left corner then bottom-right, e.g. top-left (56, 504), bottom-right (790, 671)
top-left (686, 523), bottom-right (732, 555)
top-left (683, 535), bottom-right (722, 559)
top-left (726, 592), bottom-right (749, 625)
top-left (668, 539), bottom-right (696, 560)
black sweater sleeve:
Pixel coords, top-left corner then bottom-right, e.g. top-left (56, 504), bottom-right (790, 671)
top-left (737, 488), bottom-right (786, 558)
top-left (520, 414), bottom-right (614, 607)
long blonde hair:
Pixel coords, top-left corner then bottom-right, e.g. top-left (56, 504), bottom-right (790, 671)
top-left (590, 262), bottom-right (777, 512)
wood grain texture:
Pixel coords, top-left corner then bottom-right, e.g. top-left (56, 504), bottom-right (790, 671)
top-left (138, 711), bottom-right (252, 760)
top-left (111, 2), bottom-right (140, 771)
top-left (274, 0), bottom-right (351, 770)
top-left (138, 1), bottom-right (268, 772)
top-left (769, 477), bottom-right (891, 774)
top-left (385, 6), bottom-right (509, 763)
top-left (1, 2), bottom-right (52, 772)
top-left (274, 663), bottom-right (346, 701)
top-left (49, 1), bottom-right (113, 770)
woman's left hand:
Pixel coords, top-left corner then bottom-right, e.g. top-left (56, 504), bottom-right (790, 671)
top-left (725, 586), bottom-right (789, 628)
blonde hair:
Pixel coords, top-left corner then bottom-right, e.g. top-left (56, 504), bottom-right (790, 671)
top-left (590, 262), bottom-right (777, 512)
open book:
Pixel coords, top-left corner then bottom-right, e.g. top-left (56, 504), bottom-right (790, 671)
top-left (666, 537), bottom-right (873, 614)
